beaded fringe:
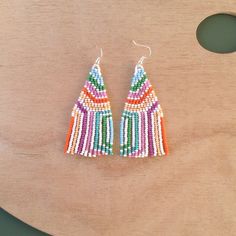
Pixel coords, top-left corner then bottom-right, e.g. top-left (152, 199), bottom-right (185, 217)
top-left (120, 65), bottom-right (168, 157)
top-left (64, 64), bottom-right (113, 157)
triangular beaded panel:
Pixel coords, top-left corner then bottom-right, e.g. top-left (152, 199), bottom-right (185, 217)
top-left (120, 65), bottom-right (168, 157)
top-left (64, 65), bottom-right (113, 157)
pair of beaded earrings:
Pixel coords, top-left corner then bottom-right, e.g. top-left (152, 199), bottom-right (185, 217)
top-left (64, 41), bottom-right (169, 158)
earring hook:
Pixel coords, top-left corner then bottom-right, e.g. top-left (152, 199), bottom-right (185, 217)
top-left (132, 40), bottom-right (152, 65)
top-left (94, 47), bottom-right (103, 65)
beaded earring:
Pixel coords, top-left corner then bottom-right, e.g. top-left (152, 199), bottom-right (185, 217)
top-left (64, 48), bottom-right (113, 157)
top-left (120, 40), bottom-right (169, 157)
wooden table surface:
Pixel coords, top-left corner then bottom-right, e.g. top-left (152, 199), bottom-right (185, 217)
top-left (0, 1), bottom-right (235, 235)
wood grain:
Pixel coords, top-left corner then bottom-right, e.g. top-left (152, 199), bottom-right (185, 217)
top-left (0, 1), bottom-right (235, 235)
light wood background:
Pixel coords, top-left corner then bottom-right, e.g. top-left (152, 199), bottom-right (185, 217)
top-left (0, 1), bottom-right (235, 235)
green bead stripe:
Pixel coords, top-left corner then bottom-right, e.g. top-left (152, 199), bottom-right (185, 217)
top-left (88, 75), bottom-right (105, 91)
top-left (96, 112), bottom-right (113, 154)
top-left (121, 112), bottom-right (140, 156)
top-left (121, 144), bottom-right (129, 149)
top-left (122, 112), bottom-right (131, 119)
top-left (94, 143), bottom-right (113, 151)
top-left (130, 74), bottom-right (147, 92)
top-left (102, 115), bottom-right (107, 152)
top-left (134, 113), bottom-right (139, 152)
top-left (127, 117), bottom-right (132, 154)
top-left (94, 112), bottom-right (100, 152)
top-left (103, 114), bottom-right (112, 119)
top-left (131, 115), bottom-right (135, 154)
top-left (122, 116), bottom-right (127, 156)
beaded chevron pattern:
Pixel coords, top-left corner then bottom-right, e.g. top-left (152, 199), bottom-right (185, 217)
top-left (64, 64), bottom-right (113, 157)
top-left (120, 64), bottom-right (168, 157)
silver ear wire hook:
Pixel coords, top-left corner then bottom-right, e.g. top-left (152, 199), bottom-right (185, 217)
top-left (94, 47), bottom-right (103, 65)
top-left (132, 40), bottom-right (152, 65)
